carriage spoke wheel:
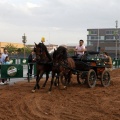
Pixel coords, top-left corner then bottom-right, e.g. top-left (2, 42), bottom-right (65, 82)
top-left (101, 70), bottom-right (110, 87)
top-left (87, 69), bottom-right (97, 88)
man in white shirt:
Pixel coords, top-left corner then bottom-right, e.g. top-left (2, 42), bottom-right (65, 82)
top-left (1, 48), bottom-right (8, 63)
top-left (74, 40), bottom-right (86, 58)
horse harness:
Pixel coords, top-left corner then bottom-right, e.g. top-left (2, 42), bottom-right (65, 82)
top-left (53, 59), bottom-right (73, 73)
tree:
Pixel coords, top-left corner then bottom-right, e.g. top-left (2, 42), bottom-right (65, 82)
top-left (4, 43), bottom-right (17, 54)
top-left (5, 43), bottom-right (33, 58)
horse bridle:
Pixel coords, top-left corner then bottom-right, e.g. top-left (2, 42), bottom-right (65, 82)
top-left (35, 44), bottom-right (47, 63)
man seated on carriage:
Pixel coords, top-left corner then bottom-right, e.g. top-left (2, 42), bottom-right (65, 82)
top-left (74, 39), bottom-right (86, 58)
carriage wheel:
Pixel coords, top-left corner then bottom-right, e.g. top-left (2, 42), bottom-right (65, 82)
top-left (87, 69), bottom-right (97, 88)
top-left (101, 70), bottom-right (110, 87)
top-left (77, 72), bottom-right (87, 84)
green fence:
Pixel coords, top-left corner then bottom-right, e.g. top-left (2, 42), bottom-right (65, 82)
top-left (10, 58), bottom-right (28, 64)
top-left (20, 58), bottom-right (28, 64)
top-left (1, 64), bottom-right (23, 78)
top-left (112, 59), bottom-right (120, 68)
top-left (0, 63), bottom-right (36, 82)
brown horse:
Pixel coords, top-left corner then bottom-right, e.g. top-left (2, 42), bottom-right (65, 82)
top-left (49, 46), bottom-right (76, 91)
top-left (32, 42), bottom-right (52, 92)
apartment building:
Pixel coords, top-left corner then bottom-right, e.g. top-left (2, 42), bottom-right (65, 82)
top-left (87, 28), bottom-right (120, 58)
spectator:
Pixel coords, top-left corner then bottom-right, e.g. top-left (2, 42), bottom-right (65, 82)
top-left (0, 53), bottom-right (2, 64)
top-left (28, 51), bottom-right (35, 76)
top-left (74, 40), bottom-right (86, 58)
top-left (1, 48), bottom-right (8, 63)
top-left (103, 52), bottom-right (113, 71)
top-left (3, 56), bottom-right (11, 64)
top-left (0, 56), bottom-right (11, 85)
top-left (0, 53), bottom-right (4, 85)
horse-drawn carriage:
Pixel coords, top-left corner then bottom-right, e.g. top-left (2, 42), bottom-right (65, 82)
top-left (32, 43), bottom-right (111, 92)
top-left (71, 51), bottom-right (110, 88)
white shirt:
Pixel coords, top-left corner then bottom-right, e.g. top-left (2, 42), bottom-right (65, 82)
top-left (75, 45), bottom-right (85, 55)
top-left (1, 53), bottom-right (8, 63)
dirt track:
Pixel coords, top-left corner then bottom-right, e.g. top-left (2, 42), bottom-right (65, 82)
top-left (0, 69), bottom-right (120, 120)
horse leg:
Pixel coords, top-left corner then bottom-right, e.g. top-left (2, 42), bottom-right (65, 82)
top-left (59, 73), bottom-right (68, 89)
top-left (49, 72), bottom-right (55, 92)
top-left (36, 71), bottom-right (44, 89)
top-left (67, 71), bottom-right (72, 84)
top-left (33, 71), bottom-right (44, 90)
top-left (32, 72), bottom-right (39, 92)
top-left (54, 73), bottom-right (59, 86)
top-left (42, 72), bottom-right (49, 88)
top-left (33, 71), bottom-right (39, 89)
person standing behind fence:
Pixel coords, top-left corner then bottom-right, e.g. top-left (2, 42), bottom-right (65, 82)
top-left (74, 40), bottom-right (86, 58)
top-left (28, 51), bottom-right (35, 76)
top-left (0, 53), bottom-right (2, 64)
top-left (103, 52), bottom-right (113, 71)
top-left (3, 56), bottom-right (11, 64)
top-left (0, 53), bottom-right (4, 85)
top-left (1, 56), bottom-right (11, 85)
top-left (0, 49), bottom-right (9, 85)
top-left (1, 48), bottom-right (8, 63)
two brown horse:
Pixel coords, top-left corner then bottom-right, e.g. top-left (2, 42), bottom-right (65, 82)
top-left (49, 46), bottom-right (76, 91)
top-left (32, 42), bottom-right (52, 92)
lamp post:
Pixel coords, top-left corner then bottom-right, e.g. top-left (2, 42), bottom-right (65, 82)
top-left (22, 33), bottom-right (27, 58)
top-left (115, 20), bottom-right (118, 60)
top-left (97, 28), bottom-right (100, 52)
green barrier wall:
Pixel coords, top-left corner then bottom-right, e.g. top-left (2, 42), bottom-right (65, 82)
top-left (20, 58), bottom-right (28, 64)
top-left (9, 59), bottom-right (16, 64)
top-left (1, 65), bottom-right (23, 78)
top-left (112, 60), bottom-right (119, 68)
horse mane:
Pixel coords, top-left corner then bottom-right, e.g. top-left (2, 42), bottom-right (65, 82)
top-left (38, 43), bottom-right (47, 52)
top-left (55, 46), bottom-right (68, 60)
top-left (37, 42), bottom-right (52, 61)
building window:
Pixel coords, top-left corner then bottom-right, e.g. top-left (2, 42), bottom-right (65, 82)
top-left (91, 36), bottom-right (101, 40)
top-left (91, 36), bottom-right (97, 40)
top-left (105, 35), bottom-right (114, 40)
top-left (106, 30), bottom-right (114, 35)
top-left (88, 41), bottom-right (93, 46)
top-left (100, 36), bottom-right (104, 40)
top-left (89, 30), bottom-right (97, 35)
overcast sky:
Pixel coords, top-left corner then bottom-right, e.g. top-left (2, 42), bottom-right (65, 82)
top-left (0, 0), bottom-right (120, 46)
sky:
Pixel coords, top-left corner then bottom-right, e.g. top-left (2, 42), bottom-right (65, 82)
top-left (0, 0), bottom-right (120, 46)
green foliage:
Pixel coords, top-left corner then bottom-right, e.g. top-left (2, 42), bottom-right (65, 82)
top-left (4, 43), bottom-right (17, 54)
top-left (4, 43), bottom-right (33, 55)
top-left (67, 48), bottom-right (74, 56)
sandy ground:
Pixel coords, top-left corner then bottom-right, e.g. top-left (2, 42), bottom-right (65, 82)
top-left (0, 69), bottom-right (120, 120)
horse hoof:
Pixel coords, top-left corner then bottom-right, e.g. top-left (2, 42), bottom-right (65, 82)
top-left (48, 91), bottom-right (51, 94)
top-left (32, 90), bottom-right (35, 93)
top-left (64, 86), bottom-right (67, 89)
top-left (59, 86), bottom-right (67, 90)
